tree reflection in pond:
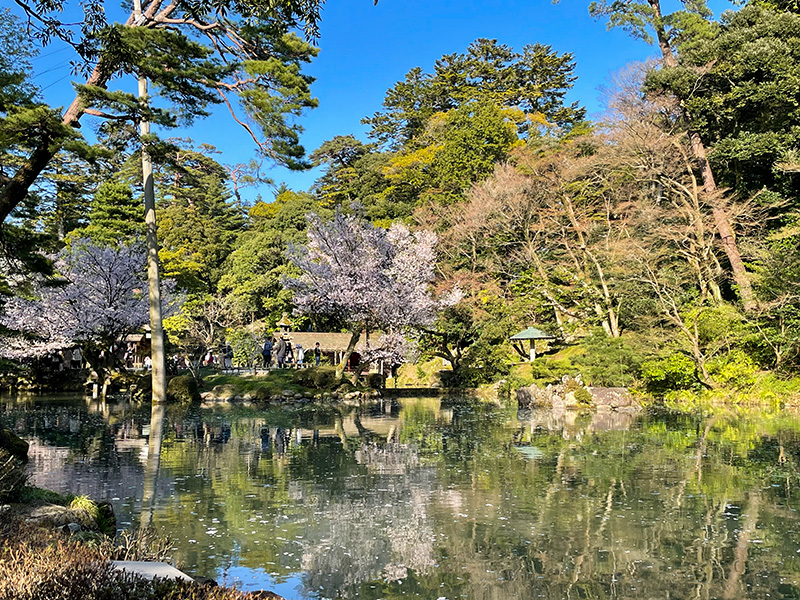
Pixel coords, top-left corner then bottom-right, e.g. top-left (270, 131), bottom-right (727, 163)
top-left (5, 394), bottom-right (800, 599)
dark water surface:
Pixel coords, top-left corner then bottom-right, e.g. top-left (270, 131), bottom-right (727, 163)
top-left (4, 393), bottom-right (800, 599)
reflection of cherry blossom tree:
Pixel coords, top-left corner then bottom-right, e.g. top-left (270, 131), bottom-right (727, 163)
top-left (285, 210), bottom-right (452, 382)
top-left (0, 240), bottom-right (175, 389)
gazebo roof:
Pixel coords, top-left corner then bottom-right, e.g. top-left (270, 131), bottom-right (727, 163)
top-left (509, 327), bottom-right (556, 341)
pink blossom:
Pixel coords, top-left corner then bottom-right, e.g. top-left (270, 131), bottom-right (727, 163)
top-left (285, 211), bottom-right (441, 332)
top-left (0, 240), bottom-right (176, 359)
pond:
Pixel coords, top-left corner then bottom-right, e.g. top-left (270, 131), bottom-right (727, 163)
top-left (3, 393), bottom-right (800, 599)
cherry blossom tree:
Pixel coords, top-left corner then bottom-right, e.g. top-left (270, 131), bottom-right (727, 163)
top-left (285, 210), bottom-right (454, 382)
top-left (0, 240), bottom-right (175, 392)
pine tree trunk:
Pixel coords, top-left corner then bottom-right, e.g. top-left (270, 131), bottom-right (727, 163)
top-left (687, 131), bottom-right (757, 312)
top-left (649, 0), bottom-right (756, 312)
top-left (0, 61), bottom-right (110, 222)
top-left (135, 0), bottom-right (167, 403)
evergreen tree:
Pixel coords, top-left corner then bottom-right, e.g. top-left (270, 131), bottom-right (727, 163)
top-left (218, 188), bottom-right (326, 323)
top-left (363, 38), bottom-right (585, 148)
top-left (0, 0), bottom-right (323, 223)
top-left (69, 180), bottom-right (143, 245)
top-left (645, 5), bottom-right (800, 199)
top-left (158, 174), bottom-right (244, 293)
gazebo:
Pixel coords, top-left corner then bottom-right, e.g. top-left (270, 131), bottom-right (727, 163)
top-left (509, 327), bottom-right (556, 362)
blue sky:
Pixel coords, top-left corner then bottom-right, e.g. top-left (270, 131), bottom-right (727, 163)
top-left (258, 0), bottom-right (656, 196)
top-left (28, 0), bottom-right (666, 201)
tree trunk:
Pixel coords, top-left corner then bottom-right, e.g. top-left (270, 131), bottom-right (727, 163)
top-left (687, 131), bottom-right (757, 312)
top-left (134, 0), bottom-right (166, 404)
top-left (350, 360), bottom-right (369, 386)
top-left (649, 0), bottom-right (756, 311)
top-left (0, 59), bottom-right (111, 223)
top-left (335, 330), bottom-right (360, 382)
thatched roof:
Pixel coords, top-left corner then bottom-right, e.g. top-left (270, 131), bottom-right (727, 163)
top-left (284, 332), bottom-right (368, 353)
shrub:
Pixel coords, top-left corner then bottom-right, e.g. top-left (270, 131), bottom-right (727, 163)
top-left (640, 353), bottom-right (700, 395)
top-left (313, 367), bottom-right (337, 389)
top-left (530, 358), bottom-right (577, 385)
top-left (166, 374), bottom-right (200, 404)
top-left (253, 386), bottom-right (273, 402)
top-left (291, 366), bottom-right (338, 390)
top-left (0, 537), bottom-right (249, 599)
top-left (102, 528), bottom-right (174, 562)
top-left (0, 450), bottom-right (26, 503)
top-left (226, 326), bottom-right (260, 369)
top-left (574, 386), bottom-right (594, 405)
top-left (571, 332), bottom-right (650, 387)
top-left (291, 368), bottom-right (315, 387)
top-left (18, 486), bottom-right (71, 506)
top-left (366, 373), bottom-right (384, 389)
top-left (707, 350), bottom-right (758, 389)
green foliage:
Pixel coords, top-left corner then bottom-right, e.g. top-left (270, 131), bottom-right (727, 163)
top-left (574, 385), bottom-right (594, 405)
top-left (748, 232), bottom-right (800, 371)
top-left (589, 0), bottom-right (712, 46)
top-left (640, 354), bottom-right (701, 395)
top-left (563, 377), bottom-right (594, 405)
top-left (218, 188), bottom-right (328, 323)
top-left (312, 38), bottom-right (587, 218)
top-left (68, 495), bottom-right (101, 525)
top-left (166, 374), bottom-right (201, 404)
top-left (225, 327), bottom-right (260, 369)
top-left (202, 371), bottom-right (305, 398)
top-left (571, 331), bottom-right (653, 387)
top-left (0, 0), bottom-right (323, 229)
top-left (645, 5), bottom-right (800, 196)
top-left (366, 373), bottom-right (384, 389)
top-left (453, 320), bottom-right (515, 386)
top-left (292, 366), bottom-right (338, 390)
top-left (17, 486), bottom-right (71, 506)
top-left (529, 357), bottom-right (579, 385)
top-left (68, 180), bottom-right (143, 245)
top-left (707, 350), bottom-right (759, 389)
top-left (157, 149), bottom-right (245, 293)
top-left (0, 9), bottom-right (36, 109)
top-left (364, 38), bottom-right (585, 147)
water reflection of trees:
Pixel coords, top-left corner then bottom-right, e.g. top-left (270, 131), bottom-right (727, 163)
top-left (409, 408), bottom-right (800, 600)
top-left (9, 394), bottom-right (800, 599)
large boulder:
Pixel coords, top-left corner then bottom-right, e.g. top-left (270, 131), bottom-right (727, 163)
top-left (588, 387), bottom-right (638, 410)
top-left (0, 428), bottom-right (29, 463)
top-left (516, 376), bottom-right (639, 411)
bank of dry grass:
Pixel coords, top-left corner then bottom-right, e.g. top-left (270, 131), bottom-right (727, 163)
top-left (0, 517), bottom-right (256, 600)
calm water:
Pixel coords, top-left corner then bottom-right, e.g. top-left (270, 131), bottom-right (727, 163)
top-left (4, 393), bottom-right (800, 599)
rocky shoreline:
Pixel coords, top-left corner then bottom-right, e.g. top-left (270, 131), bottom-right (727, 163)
top-left (516, 375), bottom-right (640, 411)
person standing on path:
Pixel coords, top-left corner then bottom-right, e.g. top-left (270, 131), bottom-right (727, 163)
top-left (276, 337), bottom-right (287, 368)
top-left (314, 342), bottom-right (321, 366)
top-left (261, 338), bottom-right (273, 369)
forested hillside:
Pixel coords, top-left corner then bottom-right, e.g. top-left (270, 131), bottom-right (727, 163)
top-left (2, 0), bottom-right (800, 400)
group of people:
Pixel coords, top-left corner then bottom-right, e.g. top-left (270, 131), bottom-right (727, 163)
top-left (261, 338), bottom-right (322, 369)
top-left (202, 344), bottom-right (234, 369)
top-left (49, 347), bottom-right (84, 371)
